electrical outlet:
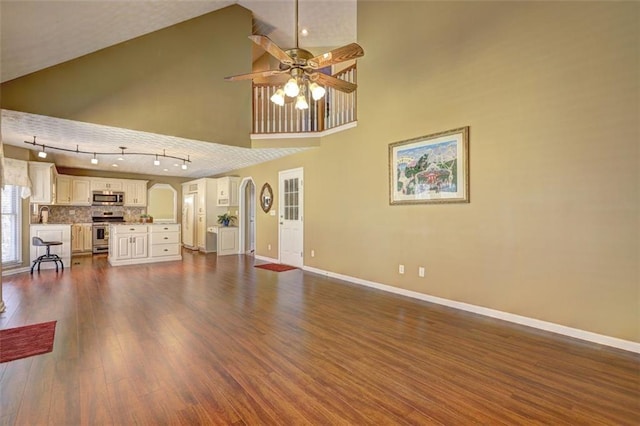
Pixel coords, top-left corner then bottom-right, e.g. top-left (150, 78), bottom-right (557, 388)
top-left (311, 250), bottom-right (315, 257)
top-left (268, 244), bottom-right (271, 251)
top-left (418, 267), bottom-right (425, 277)
top-left (399, 264), bottom-right (405, 274)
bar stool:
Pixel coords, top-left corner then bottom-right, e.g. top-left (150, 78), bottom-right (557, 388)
top-left (30, 237), bottom-right (64, 274)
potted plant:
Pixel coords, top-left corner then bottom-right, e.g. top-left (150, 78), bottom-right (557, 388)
top-left (217, 212), bottom-right (236, 227)
top-left (140, 214), bottom-right (153, 223)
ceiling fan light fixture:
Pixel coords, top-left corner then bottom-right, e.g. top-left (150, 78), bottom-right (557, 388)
top-left (270, 89), bottom-right (286, 106)
top-left (284, 78), bottom-right (300, 97)
top-left (295, 94), bottom-right (309, 110)
top-left (309, 82), bottom-right (326, 101)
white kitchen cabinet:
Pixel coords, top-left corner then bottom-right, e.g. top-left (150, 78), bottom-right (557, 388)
top-left (209, 226), bottom-right (239, 256)
top-left (28, 162), bottom-right (56, 204)
top-left (149, 224), bottom-right (181, 259)
top-left (182, 178), bottom-right (218, 252)
top-left (217, 176), bottom-right (240, 206)
top-left (57, 175), bottom-right (92, 205)
top-left (109, 225), bottom-right (147, 263)
top-left (196, 214), bottom-right (206, 249)
top-left (56, 175), bottom-right (72, 205)
top-left (91, 179), bottom-right (123, 191)
top-left (71, 224), bottom-right (93, 253)
top-left (109, 224), bottom-right (181, 266)
top-left (30, 224), bottom-right (71, 270)
top-left (71, 178), bottom-right (91, 205)
top-left (123, 180), bottom-right (148, 206)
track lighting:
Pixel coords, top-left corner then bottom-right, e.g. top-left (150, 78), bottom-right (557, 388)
top-left (24, 138), bottom-right (192, 169)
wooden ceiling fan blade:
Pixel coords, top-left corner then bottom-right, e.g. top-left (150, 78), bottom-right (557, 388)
top-left (311, 73), bottom-right (358, 93)
top-left (249, 35), bottom-right (294, 66)
top-left (224, 69), bottom-right (286, 81)
top-left (306, 43), bottom-right (364, 69)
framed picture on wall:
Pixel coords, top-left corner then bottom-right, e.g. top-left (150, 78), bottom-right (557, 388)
top-left (389, 126), bottom-right (469, 204)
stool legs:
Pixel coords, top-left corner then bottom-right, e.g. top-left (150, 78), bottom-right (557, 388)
top-left (30, 245), bottom-right (64, 274)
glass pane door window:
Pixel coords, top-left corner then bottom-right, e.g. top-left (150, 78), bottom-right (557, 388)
top-left (1, 185), bottom-right (22, 264)
top-left (283, 178), bottom-right (299, 220)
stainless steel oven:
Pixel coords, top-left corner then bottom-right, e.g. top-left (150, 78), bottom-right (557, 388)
top-left (92, 224), bottom-right (110, 254)
top-left (91, 211), bottom-right (125, 254)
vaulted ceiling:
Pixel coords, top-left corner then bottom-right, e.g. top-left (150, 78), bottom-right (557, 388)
top-left (0, 1), bottom-right (357, 178)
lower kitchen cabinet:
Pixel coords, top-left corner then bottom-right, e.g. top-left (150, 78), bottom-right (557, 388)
top-left (71, 224), bottom-right (93, 254)
top-left (108, 223), bottom-right (181, 266)
top-left (30, 224), bottom-right (71, 270)
top-left (149, 224), bottom-right (181, 258)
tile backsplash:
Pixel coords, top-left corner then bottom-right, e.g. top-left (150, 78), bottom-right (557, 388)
top-left (32, 205), bottom-right (146, 224)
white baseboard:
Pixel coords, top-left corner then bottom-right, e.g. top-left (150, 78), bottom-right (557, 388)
top-left (303, 265), bottom-right (640, 354)
top-left (254, 255), bottom-right (279, 263)
top-left (2, 267), bottom-right (30, 276)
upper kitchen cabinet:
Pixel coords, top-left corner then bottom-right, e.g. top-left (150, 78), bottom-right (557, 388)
top-left (91, 179), bottom-right (123, 191)
top-left (71, 178), bottom-right (91, 205)
top-left (28, 162), bottom-right (56, 204)
top-left (123, 180), bottom-right (148, 206)
top-left (217, 177), bottom-right (240, 206)
top-left (56, 175), bottom-right (91, 205)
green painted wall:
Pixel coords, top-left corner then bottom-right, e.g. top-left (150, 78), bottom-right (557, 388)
top-left (1, 5), bottom-right (253, 148)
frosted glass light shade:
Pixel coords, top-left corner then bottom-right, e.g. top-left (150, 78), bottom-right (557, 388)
top-left (270, 89), bottom-right (285, 106)
top-left (284, 78), bottom-right (300, 97)
top-left (309, 82), bottom-right (326, 101)
top-left (295, 94), bottom-right (309, 110)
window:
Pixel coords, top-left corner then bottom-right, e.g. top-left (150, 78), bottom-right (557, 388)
top-left (1, 185), bottom-right (22, 265)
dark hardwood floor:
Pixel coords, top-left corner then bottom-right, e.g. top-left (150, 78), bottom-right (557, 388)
top-left (1, 251), bottom-right (639, 425)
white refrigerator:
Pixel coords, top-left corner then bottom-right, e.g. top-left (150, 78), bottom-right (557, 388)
top-left (182, 192), bottom-right (196, 249)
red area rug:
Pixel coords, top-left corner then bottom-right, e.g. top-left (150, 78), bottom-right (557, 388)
top-left (254, 263), bottom-right (298, 272)
top-left (0, 321), bottom-right (57, 363)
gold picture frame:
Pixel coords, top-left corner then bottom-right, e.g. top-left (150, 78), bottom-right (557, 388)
top-left (389, 126), bottom-right (469, 204)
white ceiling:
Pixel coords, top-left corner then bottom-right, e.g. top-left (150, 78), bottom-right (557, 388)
top-left (0, 0), bottom-right (357, 178)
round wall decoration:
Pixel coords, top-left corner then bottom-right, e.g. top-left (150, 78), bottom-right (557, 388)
top-left (260, 182), bottom-right (273, 213)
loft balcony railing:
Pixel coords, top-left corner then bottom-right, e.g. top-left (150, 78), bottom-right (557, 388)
top-left (252, 64), bottom-right (357, 135)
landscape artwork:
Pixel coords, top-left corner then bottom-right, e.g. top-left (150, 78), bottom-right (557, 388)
top-left (389, 127), bottom-right (469, 204)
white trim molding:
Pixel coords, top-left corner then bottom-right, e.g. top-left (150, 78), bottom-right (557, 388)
top-left (2, 266), bottom-right (30, 276)
top-left (303, 265), bottom-right (640, 354)
top-left (255, 255), bottom-right (279, 264)
top-left (251, 122), bottom-right (358, 140)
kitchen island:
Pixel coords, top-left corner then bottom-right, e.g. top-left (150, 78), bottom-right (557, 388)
top-left (108, 223), bottom-right (181, 266)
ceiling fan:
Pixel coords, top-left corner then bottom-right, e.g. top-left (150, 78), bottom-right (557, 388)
top-left (224, 0), bottom-right (364, 108)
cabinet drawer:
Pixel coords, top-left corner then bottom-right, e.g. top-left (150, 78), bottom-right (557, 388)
top-left (150, 244), bottom-right (180, 257)
top-left (150, 232), bottom-right (180, 245)
top-left (112, 225), bottom-right (147, 234)
top-left (150, 224), bottom-right (180, 233)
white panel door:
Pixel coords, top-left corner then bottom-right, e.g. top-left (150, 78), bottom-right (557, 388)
top-left (279, 168), bottom-right (304, 268)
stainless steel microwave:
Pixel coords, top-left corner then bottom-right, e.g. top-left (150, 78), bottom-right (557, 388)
top-left (92, 191), bottom-right (124, 206)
